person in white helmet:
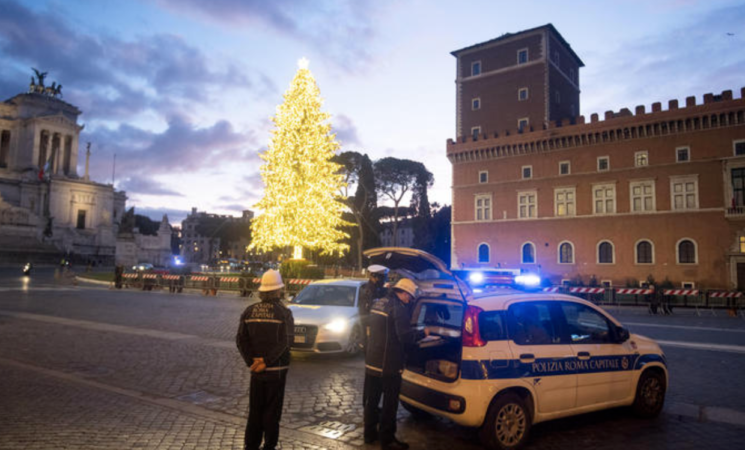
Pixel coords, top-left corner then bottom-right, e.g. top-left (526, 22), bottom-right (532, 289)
top-left (364, 278), bottom-right (427, 450)
top-left (359, 264), bottom-right (390, 351)
top-left (236, 269), bottom-right (294, 450)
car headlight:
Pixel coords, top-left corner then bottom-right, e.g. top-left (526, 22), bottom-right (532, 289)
top-left (323, 319), bottom-right (348, 334)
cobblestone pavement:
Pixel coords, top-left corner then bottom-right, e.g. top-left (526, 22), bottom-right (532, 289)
top-left (1, 278), bottom-right (745, 449)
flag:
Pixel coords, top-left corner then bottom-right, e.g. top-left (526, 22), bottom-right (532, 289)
top-left (38, 151), bottom-right (53, 181)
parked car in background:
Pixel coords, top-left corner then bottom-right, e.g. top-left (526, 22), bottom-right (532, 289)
top-left (132, 263), bottom-right (154, 272)
top-left (289, 279), bottom-right (365, 355)
top-left (364, 247), bottom-right (668, 450)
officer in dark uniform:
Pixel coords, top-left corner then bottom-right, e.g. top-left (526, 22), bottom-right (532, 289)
top-left (236, 269), bottom-right (294, 450)
top-left (364, 278), bottom-right (426, 450)
top-left (359, 264), bottom-right (389, 351)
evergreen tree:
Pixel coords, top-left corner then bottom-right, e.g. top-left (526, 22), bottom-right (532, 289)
top-left (250, 59), bottom-right (350, 259)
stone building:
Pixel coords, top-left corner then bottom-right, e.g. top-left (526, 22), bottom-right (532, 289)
top-left (116, 214), bottom-right (173, 268)
top-left (448, 24), bottom-right (745, 290)
top-left (0, 80), bottom-right (126, 264)
top-left (180, 208), bottom-right (253, 264)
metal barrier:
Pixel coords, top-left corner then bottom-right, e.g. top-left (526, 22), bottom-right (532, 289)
top-left (286, 278), bottom-right (312, 297)
top-left (141, 273), bottom-right (159, 291)
top-left (122, 273), bottom-right (139, 288)
top-left (185, 275), bottom-right (211, 295)
top-left (162, 274), bottom-right (184, 293)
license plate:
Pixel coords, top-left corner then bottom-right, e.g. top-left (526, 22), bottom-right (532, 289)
top-left (294, 335), bottom-right (306, 344)
top-left (295, 326), bottom-right (307, 334)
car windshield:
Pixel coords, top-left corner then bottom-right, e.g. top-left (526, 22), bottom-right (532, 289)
top-left (292, 285), bottom-right (357, 307)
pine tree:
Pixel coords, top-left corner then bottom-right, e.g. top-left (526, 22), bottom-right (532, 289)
top-left (250, 58), bottom-right (350, 259)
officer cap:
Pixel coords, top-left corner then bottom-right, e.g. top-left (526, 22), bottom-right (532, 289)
top-left (367, 264), bottom-right (389, 276)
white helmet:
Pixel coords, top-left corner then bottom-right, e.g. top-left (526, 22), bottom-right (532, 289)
top-left (258, 269), bottom-right (284, 292)
top-left (367, 264), bottom-right (389, 276)
top-left (393, 278), bottom-right (417, 298)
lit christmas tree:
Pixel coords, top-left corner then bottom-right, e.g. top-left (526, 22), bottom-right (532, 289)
top-left (250, 58), bottom-right (350, 259)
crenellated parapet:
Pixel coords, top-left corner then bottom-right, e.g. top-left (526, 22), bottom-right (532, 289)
top-left (448, 87), bottom-right (745, 164)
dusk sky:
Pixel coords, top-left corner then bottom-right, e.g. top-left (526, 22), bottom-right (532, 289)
top-left (1, 0), bottom-right (743, 225)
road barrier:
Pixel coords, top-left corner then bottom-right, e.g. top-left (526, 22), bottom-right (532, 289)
top-left (162, 274), bottom-right (184, 293)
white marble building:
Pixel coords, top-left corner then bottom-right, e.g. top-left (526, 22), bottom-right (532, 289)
top-left (116, 215), bottom-right (173, 268)
top-left (0, 81), bottom-right (126, 263)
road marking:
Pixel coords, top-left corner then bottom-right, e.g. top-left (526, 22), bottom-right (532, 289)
top-left (657, 340), bottom-right (745, 354)
top-left (0, 357), bottom-right (356, 449)
top-left (625, 322), bottom-right (745, 334)
top-left (0, 286), bottom-right (79, 292)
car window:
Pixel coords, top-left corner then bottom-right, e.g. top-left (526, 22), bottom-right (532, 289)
top-left (559, 302), bottom-right (612, 344)
top-left (292, 285), bottom-right (357, 307)
top-left (507, 301), bottom-right (560, 345)
top-left (479, 311), bottom-right (506, 341)
top-left (414, 301), bottom-right (463, 329)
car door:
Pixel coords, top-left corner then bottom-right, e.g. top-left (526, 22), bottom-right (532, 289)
top-left (557, 300), bottom-right (634, 407)
top-left (506, 301), bottom-right (577, 414)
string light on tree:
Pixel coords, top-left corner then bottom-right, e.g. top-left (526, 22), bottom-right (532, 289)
top-left (249, 58), bottom-right (351, 260)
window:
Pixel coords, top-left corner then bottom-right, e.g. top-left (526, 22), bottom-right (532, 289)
top-left (415, 301), bottom-right (465, 331)
top-left (517, 48), bottom-right (528, 65)
top-left (479, 171), bottom-right (488, 184)
top-left (0, 130), bottom-right (10, 168)
top-left (471, 61), bottom-right (481, 76)
top-left (559, 161), bottom-right (570, 175)
top-left (560, 302), bottom-right (612, 344)
top-left (593, 183), bottom-right (616, 214)
top-left (507, 302), bottom-right (558, 345)
top-left (554, 187), bottom-right (576, 217)
top-left (518, 118), bottom-right (529, 132)
top-left (553, 51), bottom-right (560, 64)
top-left (682, 282), bottom-right (695, 289)
top-left (475, 194), bottom-right (491, 221)
top-left (734, 140), bottom-right (745, 156)
top-left (479, 311), bottom-right (506, 341)
top-left (677, 239), bottom-right (697, 264)
top-left (635, 151), bottom-right (649, 167)
top-left (76, 210), bottom-right (86, 230)
top-left (740, 236), bottom-right (745, 253)
top-left (630, 180), bottom-right (655, 212)
top-left (597, 156), bottom-right (609, 171)
top-left (636, 240), bottom-right (654, 264)
top-left (518, 87), bottom-right (529, 101)
top-left (521, 242), bottom-right (535, 264)
top-left (472, 98), bottom-right (481, 110)
top-left (555, 91), bottom-right (561, 104)
top-left (676, 147), bottom-right (690, 162)
top-left (570, 68), bottom-right (575, 82)
top-left (471, 126), bottom-right (481, 140)
top-left (521, 165), bottom-right (532, 179)
top-left (671, 176), bottom-right (698, 210)
top-left (597, 241), bottom-right (614, 264)
top-left (478, 243), bottom-right (490, 263)
top-left (733, 168), bottom-right (745, 207)
top-left (518, 191), bottom-right (537, 218)
top-left (559, 241), bottom-right (574, 264)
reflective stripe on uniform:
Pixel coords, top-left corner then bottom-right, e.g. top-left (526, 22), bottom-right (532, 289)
top-left (365, 364), bottom-right (383, 372)
top-left (264, 365), bottom-right (289, 371)
top-left (245, 319), bottom-right (283, 323)
top-left (371, 310), bottom-right (388, 317)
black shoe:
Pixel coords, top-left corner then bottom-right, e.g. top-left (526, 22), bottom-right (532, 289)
top-left (382, 438), bottom-right (409, 450)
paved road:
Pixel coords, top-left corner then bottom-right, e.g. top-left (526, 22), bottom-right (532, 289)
top-left (1, 268), bottom-right (744, 449)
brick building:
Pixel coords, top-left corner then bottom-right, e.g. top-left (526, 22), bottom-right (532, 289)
top-left (448, 24), bottom-right (745, 290)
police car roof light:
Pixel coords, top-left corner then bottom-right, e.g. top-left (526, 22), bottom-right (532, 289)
top-left (462, 305), bottom-right (486, 347)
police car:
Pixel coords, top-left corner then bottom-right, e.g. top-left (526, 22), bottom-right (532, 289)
top-left (364, 248), bottom-right (668, 450)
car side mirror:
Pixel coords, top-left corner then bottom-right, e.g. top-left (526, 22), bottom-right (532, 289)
top-left (617, 326), bottom-right (630, 343)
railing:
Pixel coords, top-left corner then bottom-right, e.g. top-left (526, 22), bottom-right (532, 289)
top-left (726, 205), bottom-right (745, 217)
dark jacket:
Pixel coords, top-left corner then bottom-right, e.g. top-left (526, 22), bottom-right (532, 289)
top-left (365, 293), bottom-right (424, 377)
top-left (236, 300), bottom-right (294, 380)
top-left (359, 281), bottom-right (387, 326)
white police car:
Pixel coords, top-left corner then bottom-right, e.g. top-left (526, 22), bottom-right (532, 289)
top-left (364, 248), bottom-right (668, 450)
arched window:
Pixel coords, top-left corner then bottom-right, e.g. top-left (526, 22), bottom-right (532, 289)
top-left (677, 239), bottom-right (697, 264)
top-left (636, 240), bottom-right (653, 264)
top-left (598, 241), bottom-right (614, 264)
top-left (521, 242), bottom-right (535, 264)
top-left (478, 243), bottom-right (490, 263)
top-left (559, 241), bottom-right (574, 264)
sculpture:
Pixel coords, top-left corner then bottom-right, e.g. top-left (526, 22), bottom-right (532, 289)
top-left (32, 68), bottom-right (47, 88)
top-left (29, 69), bottom-right (62, 97)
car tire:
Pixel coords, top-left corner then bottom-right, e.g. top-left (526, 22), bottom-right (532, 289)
top-left (480, 392), bottom-right (532, 450)
top-left (632, 369), bottom-right (666, 418)
top-left (344, 325), bottom-right (363, 356)
top-left (400, 400), bottom-right (433, 419)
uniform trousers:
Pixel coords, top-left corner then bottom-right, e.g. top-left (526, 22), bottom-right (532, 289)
top-left (245, 371), bottom-right (287, 450)
top-left (363, 372), bottom-right (401, 444)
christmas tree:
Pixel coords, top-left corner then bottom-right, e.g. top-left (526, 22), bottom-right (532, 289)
top-left (250, 58), bottom-right (350, 259)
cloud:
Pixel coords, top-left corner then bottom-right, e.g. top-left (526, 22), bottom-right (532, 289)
top-left (0, 0), bottom-right (273, 120)
top-left (117, 175), bottom-right (184, 197)
top-left (581, 4), bottom-right (745, 116)
top-left (83, 115), bottom-right (258, 180)
top-left (153, 0), bottom-right (384, 73)
top-left (131, 205), bottom-right (192, 224)
top-left (333, 114), bottom-right (361, 148)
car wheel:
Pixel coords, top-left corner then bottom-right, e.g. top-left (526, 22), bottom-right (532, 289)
top-left (632, 369), bottom-right (666, 418)
top-left (480, 392), bottom-right (531, 450)
top-left (344, 325), bottom-right (362, 356)
top-left (401, 399), bottom-right (433, 419)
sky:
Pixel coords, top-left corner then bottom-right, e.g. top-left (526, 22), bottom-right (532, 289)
top-left (1, 0), bottom-right (743, 225)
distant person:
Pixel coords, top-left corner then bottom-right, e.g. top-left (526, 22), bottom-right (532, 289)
top-left (114, 265), bottom-right (123, 289)
top-left (364, 278), bottom-right (426, 449)
top-left (236, 269), bottom-right (294, 450)
top-left (359, 264), bottom-right (389, 351)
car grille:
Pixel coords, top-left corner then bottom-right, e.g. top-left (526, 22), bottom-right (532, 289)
top-left (292, 324), bottom-right (318, 349)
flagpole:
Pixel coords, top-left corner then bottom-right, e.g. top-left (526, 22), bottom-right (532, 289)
top-left (112, 153), bottom-right (116, 186)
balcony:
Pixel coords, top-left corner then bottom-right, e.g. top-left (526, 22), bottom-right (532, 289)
top-left (726, 206), bottom-right (745, 217)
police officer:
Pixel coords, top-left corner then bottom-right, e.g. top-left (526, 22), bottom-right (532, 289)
top-left (364, 278), bottom-right (426, 450)
top-left (236, 269), bottom-right (294, 450)
top-left (359, 264), bottom-right (389, 351)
